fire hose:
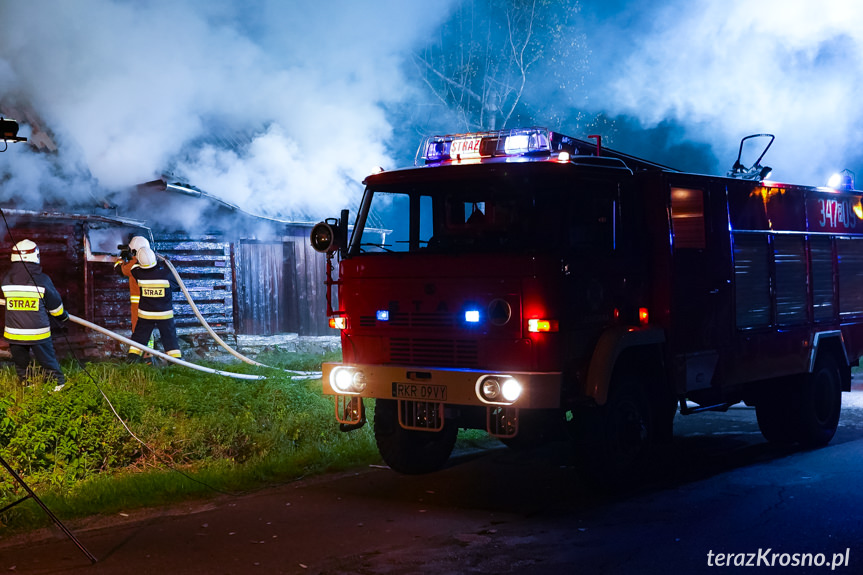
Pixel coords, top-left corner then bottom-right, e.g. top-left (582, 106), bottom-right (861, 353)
top-left (158, 255), bottom-right (321, 380)
top-left (159, 256), bottom-right (266, 368)
top-left (67, 313), bottom-right (267, 381)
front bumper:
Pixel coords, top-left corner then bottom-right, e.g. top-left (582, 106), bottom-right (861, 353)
top-left (321, 362), bottom-right (562, 409)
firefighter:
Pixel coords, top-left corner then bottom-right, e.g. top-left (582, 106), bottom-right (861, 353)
top-left (115, 235), bottom-right (156, 361)
top-left (126, 246), bottom-right (181, 362)
top-left (114, 235), bottom-right (151, 330)
top-left (1, 239), bottom-right (69, 391)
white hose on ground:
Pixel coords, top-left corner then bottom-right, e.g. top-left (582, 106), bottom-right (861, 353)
top-left (160, 256), bottom-right (265, 367)
top-left (159, 255), bottom-right (320, 380)
top-left (67, 313), bottom-right (267, 381)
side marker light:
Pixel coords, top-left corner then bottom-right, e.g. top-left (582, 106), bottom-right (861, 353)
top-left (528, 319), bottom-right (558, 333)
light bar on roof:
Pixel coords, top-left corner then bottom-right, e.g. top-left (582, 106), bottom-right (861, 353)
top-left (418, 127), bottom-right (552, 164)
top-left (503, 129), bottom-right (550, 155)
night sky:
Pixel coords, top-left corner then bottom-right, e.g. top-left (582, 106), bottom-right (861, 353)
top-left (1, 0), bottom-right (860, 223)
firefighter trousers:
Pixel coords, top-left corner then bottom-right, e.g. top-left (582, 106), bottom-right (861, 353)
top-left (128, 317), bottom-right (181, 358)
top-left (10, 341), bottom-right (65, 385)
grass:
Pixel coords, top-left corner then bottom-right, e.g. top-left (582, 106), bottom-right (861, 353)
top-left (0, 350), bottom-right (502, 536)
top-left (0, 350), bottom-right (384, 535)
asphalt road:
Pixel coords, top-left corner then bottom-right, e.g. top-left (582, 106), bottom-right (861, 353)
top-left (2, 386), bottom-right (863, 574)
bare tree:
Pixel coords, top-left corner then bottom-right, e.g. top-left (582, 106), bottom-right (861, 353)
top-left (414, 0), bottom-right (583, 133)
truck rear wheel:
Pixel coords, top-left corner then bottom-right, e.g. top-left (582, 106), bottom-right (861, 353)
top-left (373, 399), bottom-right (458, 474)
top-left (755, 381), bottom-right (797, 444)
top-left (795, 355), bottom-right (842, 447)
top-left (756, 355), bottom-right (842, 446)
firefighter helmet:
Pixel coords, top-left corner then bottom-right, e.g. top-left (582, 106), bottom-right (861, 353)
top-left (11, 239), bottom-right (39, 263)
top-left (136, 246), bottom-right (157, 268)
top-left (128, 235), bottom-right (150, 252)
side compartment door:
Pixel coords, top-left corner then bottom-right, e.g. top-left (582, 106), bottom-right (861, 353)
top-left (668, 180), bottom-right (733, 392)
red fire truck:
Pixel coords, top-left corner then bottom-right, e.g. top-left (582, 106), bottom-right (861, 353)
top-left (310, 128), bottom-right (863, 477)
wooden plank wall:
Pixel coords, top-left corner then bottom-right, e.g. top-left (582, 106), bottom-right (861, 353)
top-left (154, 234), bottom-right (233, 335)
top-left (232, 228), bottom-right (335, 337)
top-left (285, 228), bottom-right (333, 336)
top-left (235, 240), bottom-right (290, 336)
top-left (152, 229), bottom-right (333, 338)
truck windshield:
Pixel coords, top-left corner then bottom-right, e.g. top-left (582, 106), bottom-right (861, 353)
top-left (349, 185), bottom-right (557, 255)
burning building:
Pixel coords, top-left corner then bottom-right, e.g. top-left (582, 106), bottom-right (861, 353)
top-left (119, 178), bottom-right (334, 339)
top-left (0, 181), bottom-right (336, 362)
top-left (0, 186), bottom-right (332, 356)
top-left (0, 106), bottom-right (337, 361)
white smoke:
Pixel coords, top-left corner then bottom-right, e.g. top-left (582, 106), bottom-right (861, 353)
top-left (8, 0), bottom-right (856, 215)
top-left (0, 0), bottom-right (454, 218)
top-left (583, 0), bottom-right (863, 185)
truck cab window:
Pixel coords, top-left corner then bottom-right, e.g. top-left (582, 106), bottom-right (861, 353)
top-left (359, 186), bottom-right (556, 254)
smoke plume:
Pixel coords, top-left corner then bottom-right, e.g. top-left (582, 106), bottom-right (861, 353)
top-left (0, 0), bottom-right (453, 219)
top-left (3, 0), bottom-right (860, 220)
top-left (579, 0), bottom-right (863, 185)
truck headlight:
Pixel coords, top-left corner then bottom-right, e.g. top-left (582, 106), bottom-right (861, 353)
top-left (476, 375), bottom-right (522, 404)
top-left (501, 378), bottom-right (522, 402)
top-left (481, 378), bottom-right (502, 400)
top-left (330, 367), bottom-right (366, 394)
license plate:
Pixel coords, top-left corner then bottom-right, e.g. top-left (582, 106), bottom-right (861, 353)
top-left (392, 382), bottom-right (448, 401)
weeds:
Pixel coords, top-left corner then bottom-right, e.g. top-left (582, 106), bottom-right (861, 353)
top-left (0, 350), bottom-right (381, 533)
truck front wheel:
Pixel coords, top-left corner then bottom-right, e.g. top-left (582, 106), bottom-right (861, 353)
top-left (580, 377), bottom-right (654, 485)
top-left (373, 399), bottom-right (458, 474)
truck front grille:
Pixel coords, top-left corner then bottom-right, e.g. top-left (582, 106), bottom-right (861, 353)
top-left (359, 312), bottom-right (454, 329)
top-left (389, 338), bottom-right (478, 367)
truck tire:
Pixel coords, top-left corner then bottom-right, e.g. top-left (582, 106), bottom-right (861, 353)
top-left (756, 355), bottom-right (842, 446)
top-left (373, 399), bottom-right (458, 474)
top-left (581, 376), bottom-right (653, 485)
top-left (795, 354), bottom-right (842, 447)
top-left (755, 381), bottom-right (797, 444)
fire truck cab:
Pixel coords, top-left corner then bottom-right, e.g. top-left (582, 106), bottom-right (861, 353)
top-left (311, 128), bottom-right (862, 478)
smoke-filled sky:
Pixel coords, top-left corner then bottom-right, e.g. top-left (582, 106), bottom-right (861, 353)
top-left (579, 0), bottom-right (863, 185)
top-left (0, 0), bottom-right (455, 221)
top-left (1, 0), bottom-right (862, 224)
